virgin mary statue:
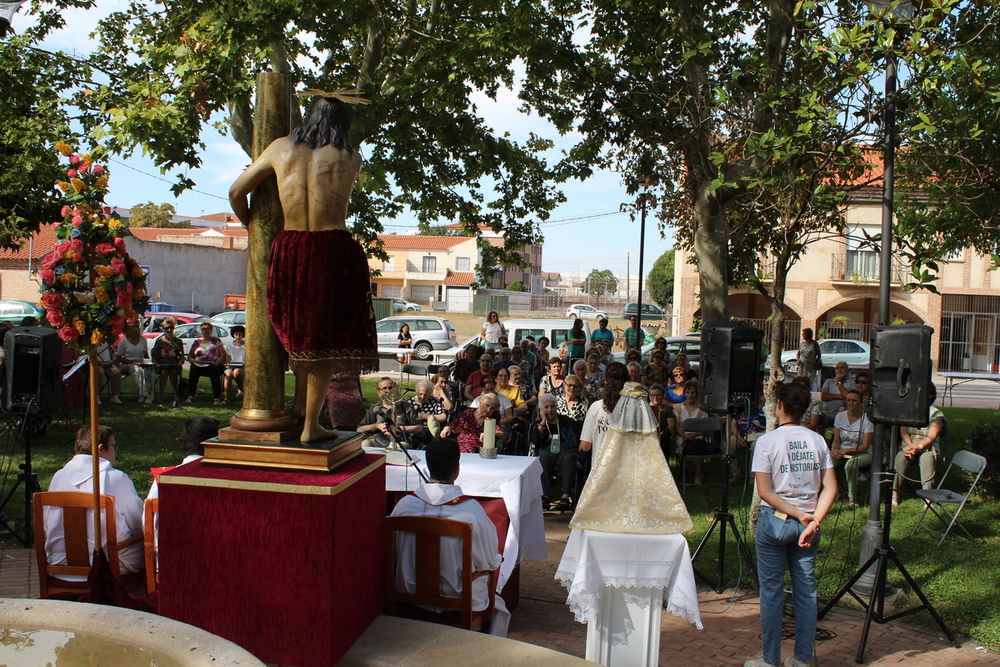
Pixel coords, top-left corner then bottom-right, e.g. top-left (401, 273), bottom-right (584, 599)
top-left (571, 382), bottom-right (693, 535)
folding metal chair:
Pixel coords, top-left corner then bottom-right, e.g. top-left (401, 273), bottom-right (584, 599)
top-left (400, 364), bottom-right (428, 382)
top-left (910, 449), bottom-right (986, 547)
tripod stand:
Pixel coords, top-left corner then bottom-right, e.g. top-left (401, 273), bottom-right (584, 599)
top-left (691, 423), bottom-right (757, 593)
top-left (0, 412), bottom-right (42, 548)
top-left (819, 425), bottom-right (956, 662)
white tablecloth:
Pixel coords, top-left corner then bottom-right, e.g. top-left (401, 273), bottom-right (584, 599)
top-left (556, 529), bottom-right (702, 630)
top-left (374, 449), bottom-right (547, 590)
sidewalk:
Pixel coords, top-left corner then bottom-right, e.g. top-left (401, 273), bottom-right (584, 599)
top-left (6, 516), bottom-right (998, 666)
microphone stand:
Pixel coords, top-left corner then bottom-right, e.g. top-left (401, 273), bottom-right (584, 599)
top-left (383, 414), bottom-right (428, 485)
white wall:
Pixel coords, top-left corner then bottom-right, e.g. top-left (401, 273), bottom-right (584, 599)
top-left (128, 239), bottom-right (248, 315)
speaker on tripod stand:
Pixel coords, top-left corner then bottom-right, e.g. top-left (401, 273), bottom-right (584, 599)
top-left (690, 321), bottom-right (763, 593)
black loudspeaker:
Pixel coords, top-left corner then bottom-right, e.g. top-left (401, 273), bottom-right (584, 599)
top-left (699, 321), bottom-right (764, 414)
top-left (869, 324), bottom-right (933, 427)
top-left (6, 327), bottom-right (63, 414)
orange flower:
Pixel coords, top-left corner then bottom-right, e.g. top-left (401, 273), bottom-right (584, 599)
top-left (73, 318), bottom-right (86, 333)
top-left (58, 273), bottom-right (77, 286)
top-left (91, 330), bottom-right (103, 345)
top-left (55, 141), bottom-right (73, 157)
top-left (131, 266), bottom-right (145, 279)
top-left (57, 181), bottom-right (71, 193)
top-left (71, 178), bottom-right (86, 193)
top-left (95, 175), bottom-right (109, 190)
top-left (81, 153), bottom-right (93, 165)
top-left (135, 289), bottom-right (146, 299)
top-left (96, 288), bottom-right (109, 303)
top-left (96, 265), bottom-right (115, 278)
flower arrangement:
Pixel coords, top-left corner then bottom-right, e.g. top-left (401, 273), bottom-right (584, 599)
top-left (38, 142), bottom-right (150, 351)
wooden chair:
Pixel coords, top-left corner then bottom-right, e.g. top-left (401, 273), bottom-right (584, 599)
top-left (384, 515), bottom-right (495, 632)
top-left (33, 491), bottom-right (145, 596)
top-left (143, 497), bottom-right (159, 592)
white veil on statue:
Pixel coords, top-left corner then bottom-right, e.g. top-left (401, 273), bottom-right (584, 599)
top-left (570, 382), bottom-right (693, 535)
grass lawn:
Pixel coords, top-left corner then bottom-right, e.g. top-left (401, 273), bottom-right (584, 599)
top-left (15, 379), bottom-right (1000, 648)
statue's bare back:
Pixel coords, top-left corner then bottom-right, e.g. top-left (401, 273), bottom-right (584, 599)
top-left (229, 138), bottom-right (363, 232)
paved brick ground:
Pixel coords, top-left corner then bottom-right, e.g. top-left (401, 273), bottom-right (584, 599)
top-left (509, 512), bottom-right (1000, 666)
top-left (6, 513), bottom-right (998, 666)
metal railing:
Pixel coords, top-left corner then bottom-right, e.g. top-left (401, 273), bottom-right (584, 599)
top-left (830, 251), bottom-right (908, 284)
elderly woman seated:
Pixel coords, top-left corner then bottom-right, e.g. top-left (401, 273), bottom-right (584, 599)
top-left (441, 393), bottom-right (505, 453)
top-left (533, 393), bottom-right (581, 511)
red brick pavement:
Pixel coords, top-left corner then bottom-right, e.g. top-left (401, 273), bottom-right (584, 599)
top-left (508, 513), bottom-right (1000, 666)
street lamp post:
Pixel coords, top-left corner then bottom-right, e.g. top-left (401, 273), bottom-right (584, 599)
top-left (0, 2), bottom-right (25, 38)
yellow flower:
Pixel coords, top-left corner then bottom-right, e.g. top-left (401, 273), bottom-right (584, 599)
top-left (57, 181), bottom-right (71, 193)
top-left (131, 267), bottom-right (145, 279)
top-left (107, 219), bottom-right (121, 229)
top-left (91, 330), bottom-right (103, 345)
top-left (73, 318), bottom-right (86, 333)
top-left (55, 141), bottom-right (73, 157)
top-left (58, 273), bottom-right (77, 286)
top-left (96, 265), bottom-right (115, 278)
top-left (95, 175), bottom-right (109, 190)
top-left (81, 153), bottom-right (92, 165)
top-left (71, 178), bottom-right (86, 193)
top-left (96, 288), bottom-right (109, 303)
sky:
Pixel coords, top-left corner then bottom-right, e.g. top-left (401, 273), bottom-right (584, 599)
top-left (17, 1), bottom-right (675, 279)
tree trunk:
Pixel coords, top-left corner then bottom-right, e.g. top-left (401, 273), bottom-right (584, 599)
top-left (692, 181), bottom-right (730, 323)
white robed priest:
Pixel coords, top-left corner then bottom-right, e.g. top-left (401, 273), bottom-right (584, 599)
top-left (557, 364), bottom-right (700, 665)
top-left (390, 437), bottom-right (511, 636)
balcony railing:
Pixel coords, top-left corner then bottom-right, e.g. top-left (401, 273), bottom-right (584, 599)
top-left (830, 251), bottom-right (907, 284)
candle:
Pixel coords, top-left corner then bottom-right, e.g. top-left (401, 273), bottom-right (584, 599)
top-left (482, 418), bottom-right (496, 450)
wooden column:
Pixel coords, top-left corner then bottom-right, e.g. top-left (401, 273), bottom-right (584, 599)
top-left (230, 71), bottom-right (297, 433)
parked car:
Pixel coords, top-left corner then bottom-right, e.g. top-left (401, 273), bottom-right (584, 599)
top-left (211, 310), bottom-right (247, 326)
top-left (433, 318), bottom-right (592, 364)
top-left (0, 300), bottom-right (43, 325)
top-left (392, 298), bottom-right (422, 312)
top-left (376, 315), bottom-right (455, 360)
top-left (776, 338), bottom-right (871, 373)
top-left (565, 304), bottom-right (608, 320)
top-left (141, 312), bottom-right (209, 339)
top-left (622, 302), bottom-right (665, 319)
top-left (613, 332), bottom-right (701, 368)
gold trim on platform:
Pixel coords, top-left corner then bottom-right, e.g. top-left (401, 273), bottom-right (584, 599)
top-left (159, 456), bottom-right (385, 497)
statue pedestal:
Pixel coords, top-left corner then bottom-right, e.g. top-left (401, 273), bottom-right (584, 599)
top-left (158, 454), bottom-right (385, 667)
top-left (204, 429), bottom-right (364, 473)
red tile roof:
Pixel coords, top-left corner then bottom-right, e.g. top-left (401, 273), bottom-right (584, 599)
top-left (377, 235), bottom-right (474, 250)
top-left (444, 271), bottom-right (475, 286)
top-left (0, 227), bottom-right (59, 261)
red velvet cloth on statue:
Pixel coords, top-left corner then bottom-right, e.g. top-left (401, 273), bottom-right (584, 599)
top-left (157, 454), bottom-right (385, 667)
top-left (43, 550), bottom-right (157, 613)
top-left (267, 229), bottom-right (378, 372)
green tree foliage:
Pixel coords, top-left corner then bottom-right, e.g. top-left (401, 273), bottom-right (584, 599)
top-left (506, 280), bottom-right (525, 292)
top-left (646, 250), bottom-right (674, 307)
top-left (128, 202), bottom-right (189, 228)
top-left (27, 0), bottom-right (577, 271)
top-left (585, 269), bottom-right (617, 296)
top-left (0, 36), bottom-right (82, 249)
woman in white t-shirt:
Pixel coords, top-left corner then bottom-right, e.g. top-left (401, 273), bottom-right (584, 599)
top-left (223, 325), bottom-right (246, 401)
top-left (480, 311), bottom-right (504, 351)
top-left (673, 379), bottom-right (710, 484)
top-left (830, 389), bottom-right (874, 508)
top-left (115, 323), bottom-right (152, 403)
top-left (579, 362), bottom-right (628, 465)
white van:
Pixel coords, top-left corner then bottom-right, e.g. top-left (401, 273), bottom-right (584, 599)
top-left (433, 317), bottom-right (592, 363)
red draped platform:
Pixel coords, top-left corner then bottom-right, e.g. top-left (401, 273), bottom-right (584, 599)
top-left (157, 453), bottom-right (385, 667)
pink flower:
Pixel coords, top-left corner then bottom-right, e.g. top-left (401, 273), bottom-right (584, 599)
top-left (69, 155), bottom-right (80, 164)
top-left (60, 206), bottom-right (70, 217)
top-left (40, 269), bottom-right (55, 286)
top-left (41, 292), bottom-right (64, 310)
top-left (93, 165), bottom-right (105, 175)
top-left (46, 310), bottom-right (65, 328)
top-left (71, 216), bottom-right (83, 226)
top-left (42, 253), bottom-right (60, 270)
top-left (95, 243), bottom-right (116, 255)
top-left (67, 169), bottom-right (78, 178)
top-left (116, 290), bottom-right (131, 309)
top-left (72, 253), bottom-right (84, 262)
top-left (110, 258), bottom-right (126, 275)
top-left (78, 163), bottom-right (90, 174)
top-left (102, 206), bottom-right (111, 215)
top-left (126, 312), bottom-right (140, 325)
top-left (68, 239), bottom-right (83, 251)
top-left (113, 237), bottom-right (127, 252)
top-left (57, 326), bottom-right (79, 342)
top-left (50, 223), bottom-right (59, 230)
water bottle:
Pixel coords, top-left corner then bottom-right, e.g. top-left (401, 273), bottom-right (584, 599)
top-left (551, 431), bottom-right (561, 454)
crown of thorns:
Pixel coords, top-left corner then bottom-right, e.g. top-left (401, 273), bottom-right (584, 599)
top-left (297, 88), bottom-right (371, 105)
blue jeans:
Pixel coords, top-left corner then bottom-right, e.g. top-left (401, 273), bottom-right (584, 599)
top-left (755, 506), bottom-right (819, 664)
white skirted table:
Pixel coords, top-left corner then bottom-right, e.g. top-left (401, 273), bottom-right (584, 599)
top-left (556, 529), bottom-right (702, 667)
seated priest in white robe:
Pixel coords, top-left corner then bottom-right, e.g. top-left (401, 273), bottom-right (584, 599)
top-left (390, 437), bottom-right (511, 636)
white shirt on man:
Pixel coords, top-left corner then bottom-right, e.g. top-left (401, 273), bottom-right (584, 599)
top-left (44, 454), bottom-right (144, 576)
top-left (752, 424), bottom-right (833, 513)
top-left (821, 377), bottom-right (855, 413)
top-left (390, 482), bottom-right (510, 636)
